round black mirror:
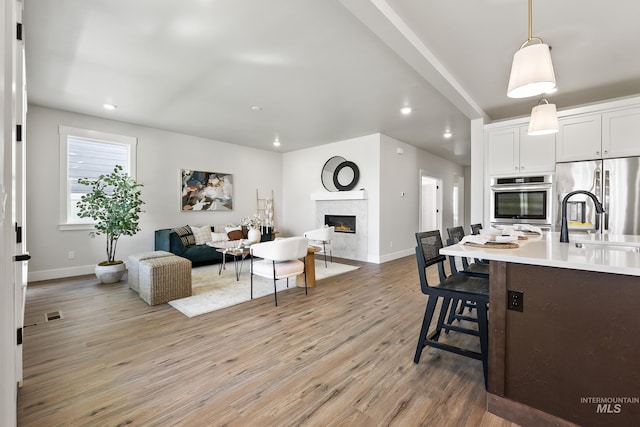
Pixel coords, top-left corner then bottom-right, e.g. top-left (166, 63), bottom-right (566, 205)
top-left (321, 156), bottom-right (345, 192)
top-left (333, 161), bottom-right (359, 191)
top-left (321, 156), bottom-right (360, 192)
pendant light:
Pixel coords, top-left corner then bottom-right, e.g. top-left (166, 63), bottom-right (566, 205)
top-left (507, 0), bottom-right (556, 98)
top-left (528, 96), bottom-right (558, 135)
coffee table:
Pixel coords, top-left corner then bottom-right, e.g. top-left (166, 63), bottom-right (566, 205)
top-left (216, 247), bottom-right (251, 280)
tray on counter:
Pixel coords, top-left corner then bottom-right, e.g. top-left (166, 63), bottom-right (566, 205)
top-left (464, 241), bottom-right (519, 249)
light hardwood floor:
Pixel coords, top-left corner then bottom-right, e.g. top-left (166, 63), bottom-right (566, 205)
top-left (18, 255), bottom-right (518, 427)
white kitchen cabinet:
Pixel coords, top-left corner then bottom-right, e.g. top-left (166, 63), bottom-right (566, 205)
top-left (518, 128), bottom-right (556, 173)
top-left (557, 108), bottom-right (640, 162)
top-left (487, 128), bottom-right (518, 175)
top-left (487, 126), bottom-right (556, 176)
top-left (556, 114), bottom-right (602, 162)
top-left (602, 106), bottom-right (640, 159)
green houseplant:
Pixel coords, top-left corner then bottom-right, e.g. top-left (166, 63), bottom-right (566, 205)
top-left (76, 165), bottom-right (144, 283)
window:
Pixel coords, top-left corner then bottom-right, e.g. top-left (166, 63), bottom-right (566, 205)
top-left (59, 126), bottom-right (137, 229)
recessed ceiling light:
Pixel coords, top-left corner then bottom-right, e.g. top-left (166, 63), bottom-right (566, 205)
top-left (251, 105), bottom-right (262, 112)
top-left (400, 106), bottom-right (412, 115)
top-left (103, 103), bottom-right (117, 110)
top-left (443, 131), bottom-right (452, 138)
top-left (273, 137), bottom-right (280, 147)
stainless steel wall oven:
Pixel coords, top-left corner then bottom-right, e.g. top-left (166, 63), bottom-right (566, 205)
top-left (490, 175), bottom-right (553, 227)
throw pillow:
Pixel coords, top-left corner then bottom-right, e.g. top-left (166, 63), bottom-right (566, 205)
top-left (191, 225), bottom-right (213, 245)
top-left (173, 225), bottom-right (196, 247)
top-left (211, 232), bottom-right (229, 242)
top-left (227, 229), bottom-right (244, 241)
top-left (225, 225), bottom-right (242, 233)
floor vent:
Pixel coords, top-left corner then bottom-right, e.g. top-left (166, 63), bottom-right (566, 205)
top-left (45, 311), bottom-right (63, 322)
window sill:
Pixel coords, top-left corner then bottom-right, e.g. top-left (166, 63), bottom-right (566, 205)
top-left (58, 223), bottom-right (96, 231)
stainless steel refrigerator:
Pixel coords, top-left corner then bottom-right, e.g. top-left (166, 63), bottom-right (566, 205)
top-left (555, 157), bottom-right (640, 235)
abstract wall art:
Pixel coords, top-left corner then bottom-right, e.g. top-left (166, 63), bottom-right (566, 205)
top-left (181, 169), bottom-right (233, 211)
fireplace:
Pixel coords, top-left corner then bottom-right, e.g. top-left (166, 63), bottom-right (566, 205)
top-left (325, 215), bottom-right (356, 234)
top-left (315, 199), bottom-right (367, 261)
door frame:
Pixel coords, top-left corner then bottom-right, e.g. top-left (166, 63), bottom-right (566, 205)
top-left (2, 0), bottom-right (20, 425)
top-left (419, 170), bottom-right (443, 236)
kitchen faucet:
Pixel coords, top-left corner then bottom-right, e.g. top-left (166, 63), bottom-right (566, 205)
top-left (560, 190), bottom-right (605, 243)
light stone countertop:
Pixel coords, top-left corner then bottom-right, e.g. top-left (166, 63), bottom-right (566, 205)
top-left (439, 232), bottom-right (640, 277)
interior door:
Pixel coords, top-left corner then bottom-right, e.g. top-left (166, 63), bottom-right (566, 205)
top-left (14, 1), bottom-right (28, 386)
top-left (419, 172), bottom-right (442, 235)
top-left (453, 174), bottom-right (464, 227)
top-left (1, 1), bottom-right (26, 423)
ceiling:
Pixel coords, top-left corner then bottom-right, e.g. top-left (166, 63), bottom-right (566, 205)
top-left (23, 0), bottom-right (640, 166)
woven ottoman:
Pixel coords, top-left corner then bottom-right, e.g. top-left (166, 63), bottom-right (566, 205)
top-left (128, 251), bottom-right (176, 293)
top-left (138, 256), bottom-right (192, 306)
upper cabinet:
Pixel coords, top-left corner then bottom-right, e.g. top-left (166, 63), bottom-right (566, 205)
top-left (519, 128), bottom-right (556, 173)
top-left (602, 106), bottom-right (640, 159)
top-left (556, 114), bottom-right (602, 162)
top-left (556, 107), bottom-right (640, 162)
top-left (487, 128), bottom-right (518, 176)
top-left (487, 126), bottom-right (556, 176)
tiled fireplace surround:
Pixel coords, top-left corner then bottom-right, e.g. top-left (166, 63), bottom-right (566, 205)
top-left (314, 199), bottom-right (368, 262)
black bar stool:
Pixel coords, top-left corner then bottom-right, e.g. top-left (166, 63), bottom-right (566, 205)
top-left (413, 230), bottom-right (489, 388)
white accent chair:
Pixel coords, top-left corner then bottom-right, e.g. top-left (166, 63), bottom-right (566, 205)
top-left (250, 236), bottom-right (309, 306)
top-left (304, 225), bottom-right (334, 267)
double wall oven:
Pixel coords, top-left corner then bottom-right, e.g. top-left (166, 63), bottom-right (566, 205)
top-left (490, 174), bottom-right (554, 229)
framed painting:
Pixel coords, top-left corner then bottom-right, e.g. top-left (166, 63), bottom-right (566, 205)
top-left (181, 169), bottom-right (233, 211)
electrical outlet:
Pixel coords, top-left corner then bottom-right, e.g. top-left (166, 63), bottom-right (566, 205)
top-left (507, 290), bottom-right (524, 312)
top-left (68, 251), bottom-right (75, 260)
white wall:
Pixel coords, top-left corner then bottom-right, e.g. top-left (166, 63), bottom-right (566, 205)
top-left (26, 105), bottom-right (282, 281)
top-left (464, 165), bottom-right (472, 231)
top-left (283, 132), bottom-right (465, 263)
top-left (381, 134), bottom-right (465, 260)
top-left (27, 106), bottom-right (469, 276)
top-left (416, 149), bottom-right (465, 235)
top-left (281, 134), bottom-right (380, 260)
top-left (379, 135), bottom-right (418, 262)
top-left (470, 118), bottom-right (485, 225)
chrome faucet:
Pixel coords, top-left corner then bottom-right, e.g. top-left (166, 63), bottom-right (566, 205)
top-left (560, 190), bottom-right (605, 243)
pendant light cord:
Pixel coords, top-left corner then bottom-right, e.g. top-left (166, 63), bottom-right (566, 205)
top-left (520, 0), bottom-right (543, 48)
top-left (528, 0), bottom-right (533, 41)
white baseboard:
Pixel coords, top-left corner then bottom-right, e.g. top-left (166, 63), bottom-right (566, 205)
top-left (373, 248), bottom-right (414, 264)
top-left (28, 265), bottom-right (96, 283)
top-left (29, 250), bottom-right (413, 282)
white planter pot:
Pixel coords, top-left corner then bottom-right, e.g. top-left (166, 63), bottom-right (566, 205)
top-left (95, 262), bottom-right (126, 284)
top-left (247, 227), bottom-right (261, 244)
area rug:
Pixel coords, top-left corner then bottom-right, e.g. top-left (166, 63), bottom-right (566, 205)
top-left (168, 260), bottom-right (359, 317)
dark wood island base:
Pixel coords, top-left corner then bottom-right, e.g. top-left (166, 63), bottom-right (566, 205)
top-left (487, 261), bottom-right (640, 427)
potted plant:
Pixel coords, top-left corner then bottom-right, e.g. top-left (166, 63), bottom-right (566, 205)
top-left (76, 165), bottom-right (144, 283)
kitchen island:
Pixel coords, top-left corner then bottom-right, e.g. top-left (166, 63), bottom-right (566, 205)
top-left (441, 232), bottom-right (640, 427)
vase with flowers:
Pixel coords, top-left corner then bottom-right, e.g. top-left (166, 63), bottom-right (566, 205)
top-left (241, 214), bottom-right (263, 244)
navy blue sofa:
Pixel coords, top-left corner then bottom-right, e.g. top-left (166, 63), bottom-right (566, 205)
top-left (154, 228), bottom-right (223, 266)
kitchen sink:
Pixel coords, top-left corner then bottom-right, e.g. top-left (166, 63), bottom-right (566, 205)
top-left (574, 240), bottom-right (640, 252)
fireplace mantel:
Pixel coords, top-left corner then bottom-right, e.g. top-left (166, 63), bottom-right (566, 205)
top-left (310, 190), bottom-right (366, 201)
